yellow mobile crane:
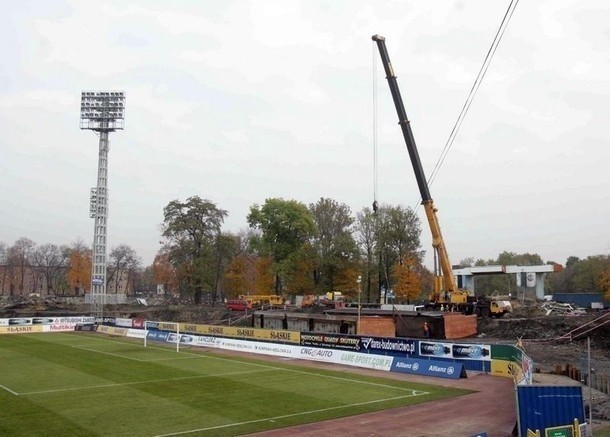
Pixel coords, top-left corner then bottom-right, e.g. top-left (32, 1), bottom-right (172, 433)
top-left (372, 35), bottom-right (506, 317)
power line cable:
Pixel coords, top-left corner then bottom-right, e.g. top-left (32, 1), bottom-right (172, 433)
top-left (426, 0), bottom-right (520, 190)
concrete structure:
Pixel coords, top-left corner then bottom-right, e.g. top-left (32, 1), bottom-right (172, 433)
top-left (453, 264), bottom-right (563, 300)
top-left (252, 308), bottom-right (477, 339)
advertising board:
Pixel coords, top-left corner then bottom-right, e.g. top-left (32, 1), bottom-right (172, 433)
top-left (391, 357), bottom-right (465, 379)
top-left (359, 336), bottom-right (417, 355)
top-left (419, 341), bottom-right (491, 361)
top-left (300, 333), bottom-right (361, 351)
top-left (0, 325), bottom-right (44, 334)
top-left (115, 318), bottom-right (133, 328)
top-left (178, 323), bottom-right (300, 344)
top-left (490, 344), bottom-right (533, 384)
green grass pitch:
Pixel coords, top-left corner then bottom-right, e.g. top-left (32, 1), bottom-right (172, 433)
top-left (0, 333), bottom-right (471, 436)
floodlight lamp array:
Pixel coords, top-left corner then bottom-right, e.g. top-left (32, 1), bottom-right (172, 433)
top-left (80, 90), bottom-right (126, 131)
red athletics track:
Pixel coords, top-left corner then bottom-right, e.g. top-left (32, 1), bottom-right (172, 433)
top-left (247, 366), bottom-right (516, 437)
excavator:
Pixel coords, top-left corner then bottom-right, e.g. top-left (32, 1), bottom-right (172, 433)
top-left (372, 35), bottom-right (509, 318)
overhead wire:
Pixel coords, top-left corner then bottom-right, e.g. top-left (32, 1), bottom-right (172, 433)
top-left (372, 42), bottom-right (379, 212)
top-left (426, 0), bottom-right (520, 192)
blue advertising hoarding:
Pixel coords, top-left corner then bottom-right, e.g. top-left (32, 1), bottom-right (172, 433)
top-left (390, 357), bottom-right (465, 379)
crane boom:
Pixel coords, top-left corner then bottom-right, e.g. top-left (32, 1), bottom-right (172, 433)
top-left (372, 34), bottom-right (457, 296)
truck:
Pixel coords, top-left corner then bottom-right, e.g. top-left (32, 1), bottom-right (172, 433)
top-left (318, 291), bottom-right (345, 308)
top-left (239, 294), bottom-right (286, 307)
top-left (372, 35), bottom-right (508, 318)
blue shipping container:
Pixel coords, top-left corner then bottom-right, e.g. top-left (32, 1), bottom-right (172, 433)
top-left (552, 293), bottom-right (609, 308)
top-left (516, 385), bottom-right (585, 435)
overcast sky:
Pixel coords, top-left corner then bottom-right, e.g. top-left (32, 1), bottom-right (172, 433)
top-left (1, 0), bottom-right (609, 270)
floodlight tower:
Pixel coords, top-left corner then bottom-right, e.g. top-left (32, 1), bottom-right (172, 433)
top-left (79, 91), bottom-right (125, 320)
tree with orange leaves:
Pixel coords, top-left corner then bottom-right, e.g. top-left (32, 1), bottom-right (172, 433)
top-left (393, 257), bottom-right (421, 303)
top-left (253, 257), bottom-right (274, 295)
top-left (600, 270), bottom-right (610, 301)
top-left (153, 251), bottom-right (177, 296)
top-left (225, 254), bottom-right (254, 298)
top-left (67, 241), bottom-right (91, 295)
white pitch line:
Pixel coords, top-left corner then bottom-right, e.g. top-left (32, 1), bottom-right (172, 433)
top-left (18, 368), bottom-right (275, 396)
top-left (68, 344), bottom-right (197, 363)
top-left (144, 356), bottom-right (200, 362)
top-left (0, 384), bottom-right (19, 396)
top-left (70, 345), bottom-right (146, 361)
top-left (76, 335), bottom-right (428, 394)
top-left (155, 392), bottom-right (427, 437)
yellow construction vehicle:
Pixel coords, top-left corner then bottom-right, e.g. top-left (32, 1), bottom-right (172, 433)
top-left (372, 35), bottom-right (503, 317)
top-left (239, 295), bottom-right (286, 307)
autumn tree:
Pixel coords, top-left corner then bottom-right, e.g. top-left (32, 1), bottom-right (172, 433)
top-left (224, 229), bottom-right (257, 299)
top-left (329, 265), bottom-right (361, 299)
top-left (253, 256), bottom-right (274, 295)
top-left (393, 258), bottom-right (421, 303)
top-left (161, 196), bottom-right (227, 303)
top-left (247, 198), bottom-right (316, 294)
top-left (67, 240), bottom-right (92, 295)
top-left (600, 270), bottom-right (610, 300)
top-left (225, 255), bottom-right (251, 298)
top-left (152, 251), bottom-right (177, 296)
top-left (283, 243), bottom-right (316, 295)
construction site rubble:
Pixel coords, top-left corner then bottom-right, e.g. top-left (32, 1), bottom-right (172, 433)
top-left (540, 301), bottom-right (588, 316)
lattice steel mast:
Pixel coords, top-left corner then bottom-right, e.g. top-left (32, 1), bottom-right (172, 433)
top-left (79, 91), bottom-right (125, 320)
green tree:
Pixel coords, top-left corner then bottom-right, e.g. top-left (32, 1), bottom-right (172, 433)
top-left (309, 197), bottom-right (358, 292)
top-left (161, 196), bottom-right (227, 303)
top-left (212, 233), bottom-right (237, 303)
top-left (376, 204), bottom-right (422, 302)
top-left (132, 265), bottom-right (154, 294)
top-left (472, 251), bottom-right (546, 296)
top-left (570, 255), bottom-right (610, 292)
top-left (355, 206), bottom-right (378, 302)
top-left (247, 198), bottom-right (316, 294)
